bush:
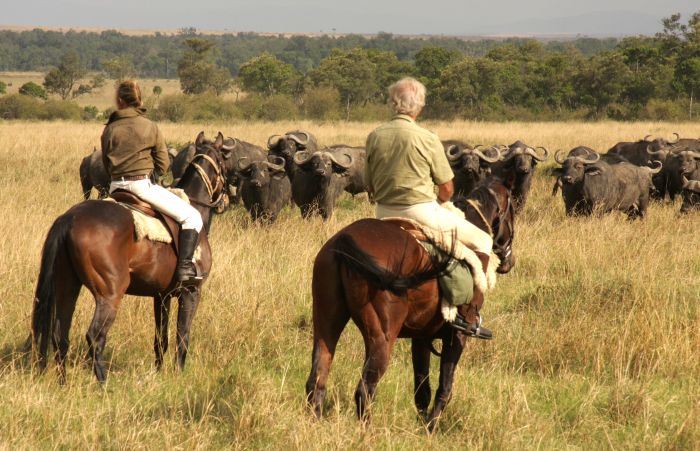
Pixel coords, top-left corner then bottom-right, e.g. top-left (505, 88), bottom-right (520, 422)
top-left (0, 94), bottom-right (42, 119)
top-left (0, 81), bottom-right (6, 95)
top-left (153, 94), bottom-right (189, 122)
top-left (640, 99), bottom-right (685, 121)
top-left (39, 100), bottom-right (82, 120)
top-left (257, 94), bottom-right (298, 121)
top-left (153, 85), bottom-right (162, 96)
top-left (82, 105), bottom-right (100, 120)
top-left (303, 87), bottom-right (341, 120)
top-left (348, 102), bottom-right (391, 122)
top-left (149, 93), bottom-right (238, 122)
top-left (234, 94), bottom-right (264, 120)
top-left (18, 81), bottom-right (48, 100)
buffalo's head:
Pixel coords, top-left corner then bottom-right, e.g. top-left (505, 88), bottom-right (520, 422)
top-left (267, 130), bottom-right (313, 160)
top-left (445, 144), bottom-right (501, 176)
top-left (555, 149), bottom-right (601, 185)
top-left (502, 141), bottom-right (549, 175)
top-left (238, 156), bottom-right (287, 189)
top-left (670, 150), bottom-right (700, 176)
top-left (681, 176), bottom-right (700, 214)
top-left (293, 149), bottom-right (353, 178)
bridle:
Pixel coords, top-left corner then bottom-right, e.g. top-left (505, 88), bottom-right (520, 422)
top-left (187, 148), bottom-right (228, 210)
top-left (463, 185), bottom-right (514, 260)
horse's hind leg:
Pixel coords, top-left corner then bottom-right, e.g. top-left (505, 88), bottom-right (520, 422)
top-left (305, 300), bottom-right (350, 418)
top-left (175, 288), bottom-right (200, 370)
top-left (411, 338), bottom-right (432, 420)
top-left (85, 281), bottom-right (125, 383)
top-left (153, 294), bottom-right (172, 370)
top-left (354, 304), bottom-right (402, 421)
top-left (52, 262), bottom-right (82, 385)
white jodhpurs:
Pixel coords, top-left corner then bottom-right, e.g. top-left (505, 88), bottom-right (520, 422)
top-left (110, 179), bottom-right (203, 232)
top-left (376, 201), bottom-right (493, 255)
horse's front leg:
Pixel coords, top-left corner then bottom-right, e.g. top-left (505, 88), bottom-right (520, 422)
top-left (175, 288), bottom-right (201, 369)
top-left (411, 338), bottom-right (432, 420)
top-left (426, 331), bottom-right (467, 432)
top-left (153, 294), bottom-right (172, 370)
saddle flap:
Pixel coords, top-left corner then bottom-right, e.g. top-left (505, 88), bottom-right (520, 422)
top-left (109, 189), bottom-right (181, 254)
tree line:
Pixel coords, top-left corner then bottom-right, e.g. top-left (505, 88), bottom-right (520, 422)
top-left (1, 11), bottom-right (699, 121)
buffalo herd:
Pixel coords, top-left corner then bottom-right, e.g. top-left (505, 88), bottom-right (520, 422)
top-left (80, 131), bottom-right (700, 222)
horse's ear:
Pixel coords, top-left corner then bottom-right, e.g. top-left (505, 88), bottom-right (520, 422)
top-left (195, 131), bottom-right (205, 146)
top-left (214, 132), bottom-right (224, 150)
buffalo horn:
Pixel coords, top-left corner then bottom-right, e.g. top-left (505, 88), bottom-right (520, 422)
top-left (293, 150), bottom-right (315, 166)
top-left (222, 137), bottom-right (238, 150)
top-left (643, 134), bottom-right (653, 142)
top-left (267, 134), bottom-right (284, 148)
top-left (554, 149), bottom-right (568, 164)
top-left (473, 146), bottom-right (501, 163)
top-left (503, 146), bottom-right (522, 160)
top-left (644, 160), bottom-right (663, 174)
top-left (266, 155), bottom-right (286, 171)
top-left (329, 151), bottom-right (354, 169)
top-left (669, 132), bottom-right (680, 144)
top-left (237, 157), bottom-right (253, 171)
top-left (288, 131), bottom-right (310, 146)
top-left (525, 146), bottom-right (550, 161)
top-left (446, 145), bottom-right (465, 161)
top-left (682, 176), bottom-right (700, 192)
top-left (646, 144), bottom-right (669, 157)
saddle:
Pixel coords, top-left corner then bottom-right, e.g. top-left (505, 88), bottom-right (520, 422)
top-left (110, 189), bottom-right (182, 254)
top-left (383, 218), bottom-right (429, 242)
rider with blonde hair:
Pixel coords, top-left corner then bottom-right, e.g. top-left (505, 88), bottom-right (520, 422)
top-left (101, 80), bottom-right (202, 285)
top-left (364, 77), bottom-right (494, 337)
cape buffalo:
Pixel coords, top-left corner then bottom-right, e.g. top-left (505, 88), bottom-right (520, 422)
top-left (80, 147), bottom-right (177, 199)
top-left (443, 140), bottom-right (501, 198)
top-left (647, 139), bottom-right (700, 200)
top-left (681, 174), bottom-right (700, 214)
top-left (554, 149), bottom-right (662, 219)
top-left (551, 146), bottom-right (598, 195)
top-left (490, 141), bottom-right (549, 211)
top-left (608, 133), bottom-right (680, 198)
top-left (238, 155), bottom-right (292, 223)
top-left (291, 146), bottom-right (364, 220)
top-left (267, 130), bottom-right (319, 181)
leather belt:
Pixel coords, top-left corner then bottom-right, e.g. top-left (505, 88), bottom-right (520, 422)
top-left (112, 174), bottom-right (150, 182)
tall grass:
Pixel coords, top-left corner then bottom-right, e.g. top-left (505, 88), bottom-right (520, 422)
top-left (0, 120), bottom-right (698, 449)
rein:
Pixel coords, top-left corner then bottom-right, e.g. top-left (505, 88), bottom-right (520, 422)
top-left (463, 187), bottom-right (514, 258)
top-left (188, 152), bottom-right (228, 209)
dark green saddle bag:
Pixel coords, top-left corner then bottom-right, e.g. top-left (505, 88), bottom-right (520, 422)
top-left (420, 242), bottom-right (473, 306)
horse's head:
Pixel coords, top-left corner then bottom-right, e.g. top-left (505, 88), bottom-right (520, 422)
top-left (456, 177), bottom-right (515, 274)
top-left (179, 131), bottom-right (230, 213)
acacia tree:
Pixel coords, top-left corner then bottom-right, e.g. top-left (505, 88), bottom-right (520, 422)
top-left (102, 55), bottom-right (136, 83)
top-left (177, 38), bottom-right (231, 95)
top-left (237, 52), bottom-right (299, 96)
top-left (43, 52), bottom-right (85, 99)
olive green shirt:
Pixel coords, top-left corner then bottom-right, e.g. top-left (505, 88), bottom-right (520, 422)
top-left (365, 115), bottom-right (453, 205)
top-left (101, 107), bottom-right (169, 179)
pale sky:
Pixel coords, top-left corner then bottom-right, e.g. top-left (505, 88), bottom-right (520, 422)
top-left (2, 0), bottom-right (698, 35)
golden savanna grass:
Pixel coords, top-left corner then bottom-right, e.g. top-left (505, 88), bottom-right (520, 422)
top-left (0, 120), bottom-right (699, 449)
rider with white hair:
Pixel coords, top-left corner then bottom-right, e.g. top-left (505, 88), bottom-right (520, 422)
top-left (364, 77), bottom-right (494, 338)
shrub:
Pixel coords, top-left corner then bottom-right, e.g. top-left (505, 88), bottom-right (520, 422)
top-left (153, 85), bottom-right (162, 96)
top-left (234, 94), bottom-right (264, 120)
top-left (0, 81), bottom-right (6, 95)
top-left (186, 93), bottom-right (237, 122)
top-left (303, 87), bottom-right (341, 120)
top-left (348, 102), bottom-right (391, 122)
top-left (153, 94), bottom-right (189, 122)
top-left (73, 84), bottom-right (93, 97)
top-left (0, 94), bottom-right (42, 119)
top-left (82, 105), bottom-right (100, 120)
top-left (39, 100), bottom-right (82, 120)
top-left (640, 99), bottom-right (685, 121)
top-left (18, 81), bottom-right (48, 100)
top-left (257, 94), bottom-right (298, 121)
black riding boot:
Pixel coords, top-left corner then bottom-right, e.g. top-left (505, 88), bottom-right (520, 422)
top-left (450, 314), bottom-right (493, 340)
top-left (176, 229), bottom-right (200, 286)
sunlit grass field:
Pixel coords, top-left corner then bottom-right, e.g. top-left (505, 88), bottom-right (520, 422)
top-left (0, 120), bottom-right (698, 449)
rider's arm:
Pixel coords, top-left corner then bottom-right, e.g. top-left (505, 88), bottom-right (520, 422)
top-left (437, 180), bottom-right (454, 204)
top-left (152, 125), bottom-right (170, 178)
top-left (100, 127), bottom-right (112, 178)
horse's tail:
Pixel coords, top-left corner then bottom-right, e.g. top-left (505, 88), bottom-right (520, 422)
top-left (32, 214), bottom-right (72, 367)
top-left (332, 233), bottom-right (450, 296)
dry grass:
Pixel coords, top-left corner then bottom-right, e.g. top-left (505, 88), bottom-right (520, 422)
top-left (0, 120), bottom-right (698, 449)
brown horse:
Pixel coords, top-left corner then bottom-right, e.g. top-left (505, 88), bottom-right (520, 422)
top-left (31, 132), bottom-right (230, 383)
top-left (305, 177), bottom-right (515, 431)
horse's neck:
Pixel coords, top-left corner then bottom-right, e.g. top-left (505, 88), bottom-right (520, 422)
top-left (180, 175), bottom-right (214, 233)
top-left (464, 199), bottom-right (496, 235)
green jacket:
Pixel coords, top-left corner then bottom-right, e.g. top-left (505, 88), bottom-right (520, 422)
top-left (100, 107), bottom-right (169, 179)
top-left (365, 115), bottom-right (454, 205)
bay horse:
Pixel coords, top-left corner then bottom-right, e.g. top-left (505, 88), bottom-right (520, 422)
top-left (31, 131), bottom-right (230, 383)
top-left (305, 177), bottom-right (515, 431)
